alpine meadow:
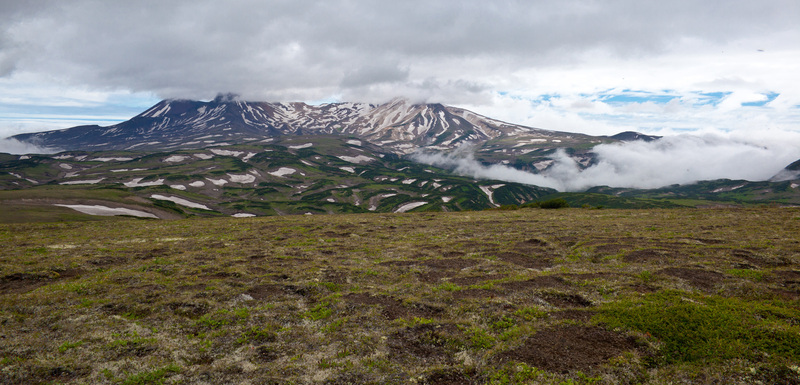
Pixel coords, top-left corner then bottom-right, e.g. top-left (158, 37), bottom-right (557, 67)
top-left (2, 1), bottom-right (800, 384)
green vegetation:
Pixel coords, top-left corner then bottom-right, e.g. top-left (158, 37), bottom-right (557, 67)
top-left (595, 290), bottom-right (800, 364)
top-left (1, 207), bottom-right (799, 383)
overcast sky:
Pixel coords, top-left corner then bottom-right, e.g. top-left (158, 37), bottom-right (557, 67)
top-left (1, 0), bottom-right (799, 140)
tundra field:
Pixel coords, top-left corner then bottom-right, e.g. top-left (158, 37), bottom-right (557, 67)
top-left (1, 208), bottom-right (799, 384)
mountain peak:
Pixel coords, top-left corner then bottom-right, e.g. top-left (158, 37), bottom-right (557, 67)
top-left (8, 97), bottom-right (553, 153)
top-left (212, 92), bottom-right (241, 103)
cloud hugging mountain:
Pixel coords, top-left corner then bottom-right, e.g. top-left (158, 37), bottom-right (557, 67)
top-left (8, 96), bottom-right (800, 193)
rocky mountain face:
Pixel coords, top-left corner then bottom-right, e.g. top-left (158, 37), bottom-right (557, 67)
top-left (10, 96), bottom-right (594, 157)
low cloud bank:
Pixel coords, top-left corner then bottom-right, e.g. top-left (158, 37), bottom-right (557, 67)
top-left (413, 132), bottom-right (800, 191)
top-left (0, 138), bottom-right (59, 155)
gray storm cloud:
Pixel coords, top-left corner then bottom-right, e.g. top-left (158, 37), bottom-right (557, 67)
top-left (2, 0), bottom-right (798, 102)
top-left (412, 133), bottom-right (800, 191)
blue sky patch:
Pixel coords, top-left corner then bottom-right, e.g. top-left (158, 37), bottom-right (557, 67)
top-left (741, 92), bottom-right (779, 107)
top-left (596, 89), bottom-right (679, 105)
top-left (693, 91), bottom-right (730, 106)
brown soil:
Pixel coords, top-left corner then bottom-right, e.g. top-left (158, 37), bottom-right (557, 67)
top-left (501, 276), bottom-right (571, 291)
top-left (769, 270), bottom-right (800, 295)
top-left (388, 323), bottom-right (458, 364)
top-left (733, 250), bottom-right (791, 268)
top-left (167, 301), bottom-right (210, 318)
top-left (498, 325), bottom-right (641, 374)
top-left (345, 293), bottom-right (442, 320)
top-left (563, 272), bottom-right (616, 281)
top-left (420, 258), bottom-right (479, 270)
top-left (512, 239), bottom-right (550, 253)
top-left (451, 288), bottom-right (500, 299)
top-left (539, 292), bottom-right (593, 308)
top-left (417, 271), bottom-right (451, 283)
top-left (421, 368), bottom-right (479, 385)
top-left (659, 267), bottom-right (725, 291)
top-left (592, 243), bottom-right (630, 255)
top-left (550, 309), bottom-right (598, 322)
top-left (441, 251), bottom-right (465, 258)
top-left (495, 252), bottom-right (552, 269)
top-left (379, 260), bottom-right (418, 267)
top-left (323, 270), bottom-right (348, 284)
top-left (245, 284), bottom-right (291, 300)
top-left (623, 249), bottom-right (674, 263)
top-left (450, 273), bottom-right (506, 286)
top-left (0, 268), bottom-right (84, 295)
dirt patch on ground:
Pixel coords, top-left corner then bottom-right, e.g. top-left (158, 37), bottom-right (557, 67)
top-left (512, 239), bottom-right (551, 253)
top-left (450, 273), bottom-right (506, 286)
top-left (388, 323), bottom-right (459, 364)
top-left (411, 258), bottom-right (482, 283)
top-left (769, 270), bottom-right (800, 295)
top-left (263, 257), bottom-right (311, 266)
top-left (539, 292), bottom-right (593, 308)
top-left (497, 325), bottom-right (641, 374)
top-left (0, 268), bottom-right (84, 295)
top-left (495, 252), bottom-right (552, 269)
top-left (659, 267), bottom-right (726, 291)
top-left (733, 249), bottom-right (791, 268)
top-left (592, 243), bottom-right (630, 255)
top-left (441, 251), bottom-right (465, 258)
top-left (623, 249), bottom-right (674, 263)
top-left (417, 271), bottom-right (452, 283)
top-left (451, 288), bottom-right (500, 299)
top-left (378, 260), bottom-right (417, 267)
top-left (245, 284), bottom-right (311, 300)
top-left (550, 309), bottom-right (598, 322)
top-left (167, 301), bottom-right (210, 318)
top-left (323, 270), bottom-right (348, 284)
top-left (501, 276), bottom-right (571, 291)
top-left (563, 272), bottom-right (616, 281)
top-left (345, 293), bottom-right (442, 320)
top-left (420, 258), bottom-right (480, 270)
top-left (421, 368), bottom-right (479, 385)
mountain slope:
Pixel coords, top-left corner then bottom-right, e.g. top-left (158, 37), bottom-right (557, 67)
top-left (0, 136), bottom-right (555, 220)
top-left (10, 96), bottom-right (595, 156)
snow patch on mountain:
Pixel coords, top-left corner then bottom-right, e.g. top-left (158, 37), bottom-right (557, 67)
top-left (338, 155), bottom-right (373, 164)
top-left (91, 157), bottom-right (134, 162)
top-left (269, 167), bottom-right (297, 177)
top-left (124, 178), bottom-right (164, 187)
top-left (151, 194), bottom-right (211, 210)
top-left (164, 155), bottom-right (189, 163)
top-left (60, 178), bottom-right (105, 185)
top-left (395, 201), bottom-right (427, 213)
top-left (210, 149), bottom-right (244, 157)
top-left (54, 204), bottom-right (158, 218)
top-left (228, 174), bottom-right (256, 183)
top-left (205, 178), bottom-right (228, 186)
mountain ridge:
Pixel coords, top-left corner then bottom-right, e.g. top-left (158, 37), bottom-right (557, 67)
top-left (10, 97), bottom-right (602, 156)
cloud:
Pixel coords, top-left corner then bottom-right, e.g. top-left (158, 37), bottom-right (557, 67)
top-left (0, 1), bottom-right (798, 138)
top-left (413, 131), bottom-right (800, 191)
top-left (2, 1), bottom-right (798, 102)
top-left (0, 138), bottom-right (58, 155)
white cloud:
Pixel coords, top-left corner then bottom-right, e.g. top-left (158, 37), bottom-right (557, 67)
top-left (0, 138), bottom-right (59, 154)
top-left (414, 130), bottom-right (800, 191)
top-left (0, 1), bottom-right (798, 138)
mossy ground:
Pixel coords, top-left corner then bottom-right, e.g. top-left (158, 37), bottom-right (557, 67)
top-left (1, 208), bottom-right (799, 384)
